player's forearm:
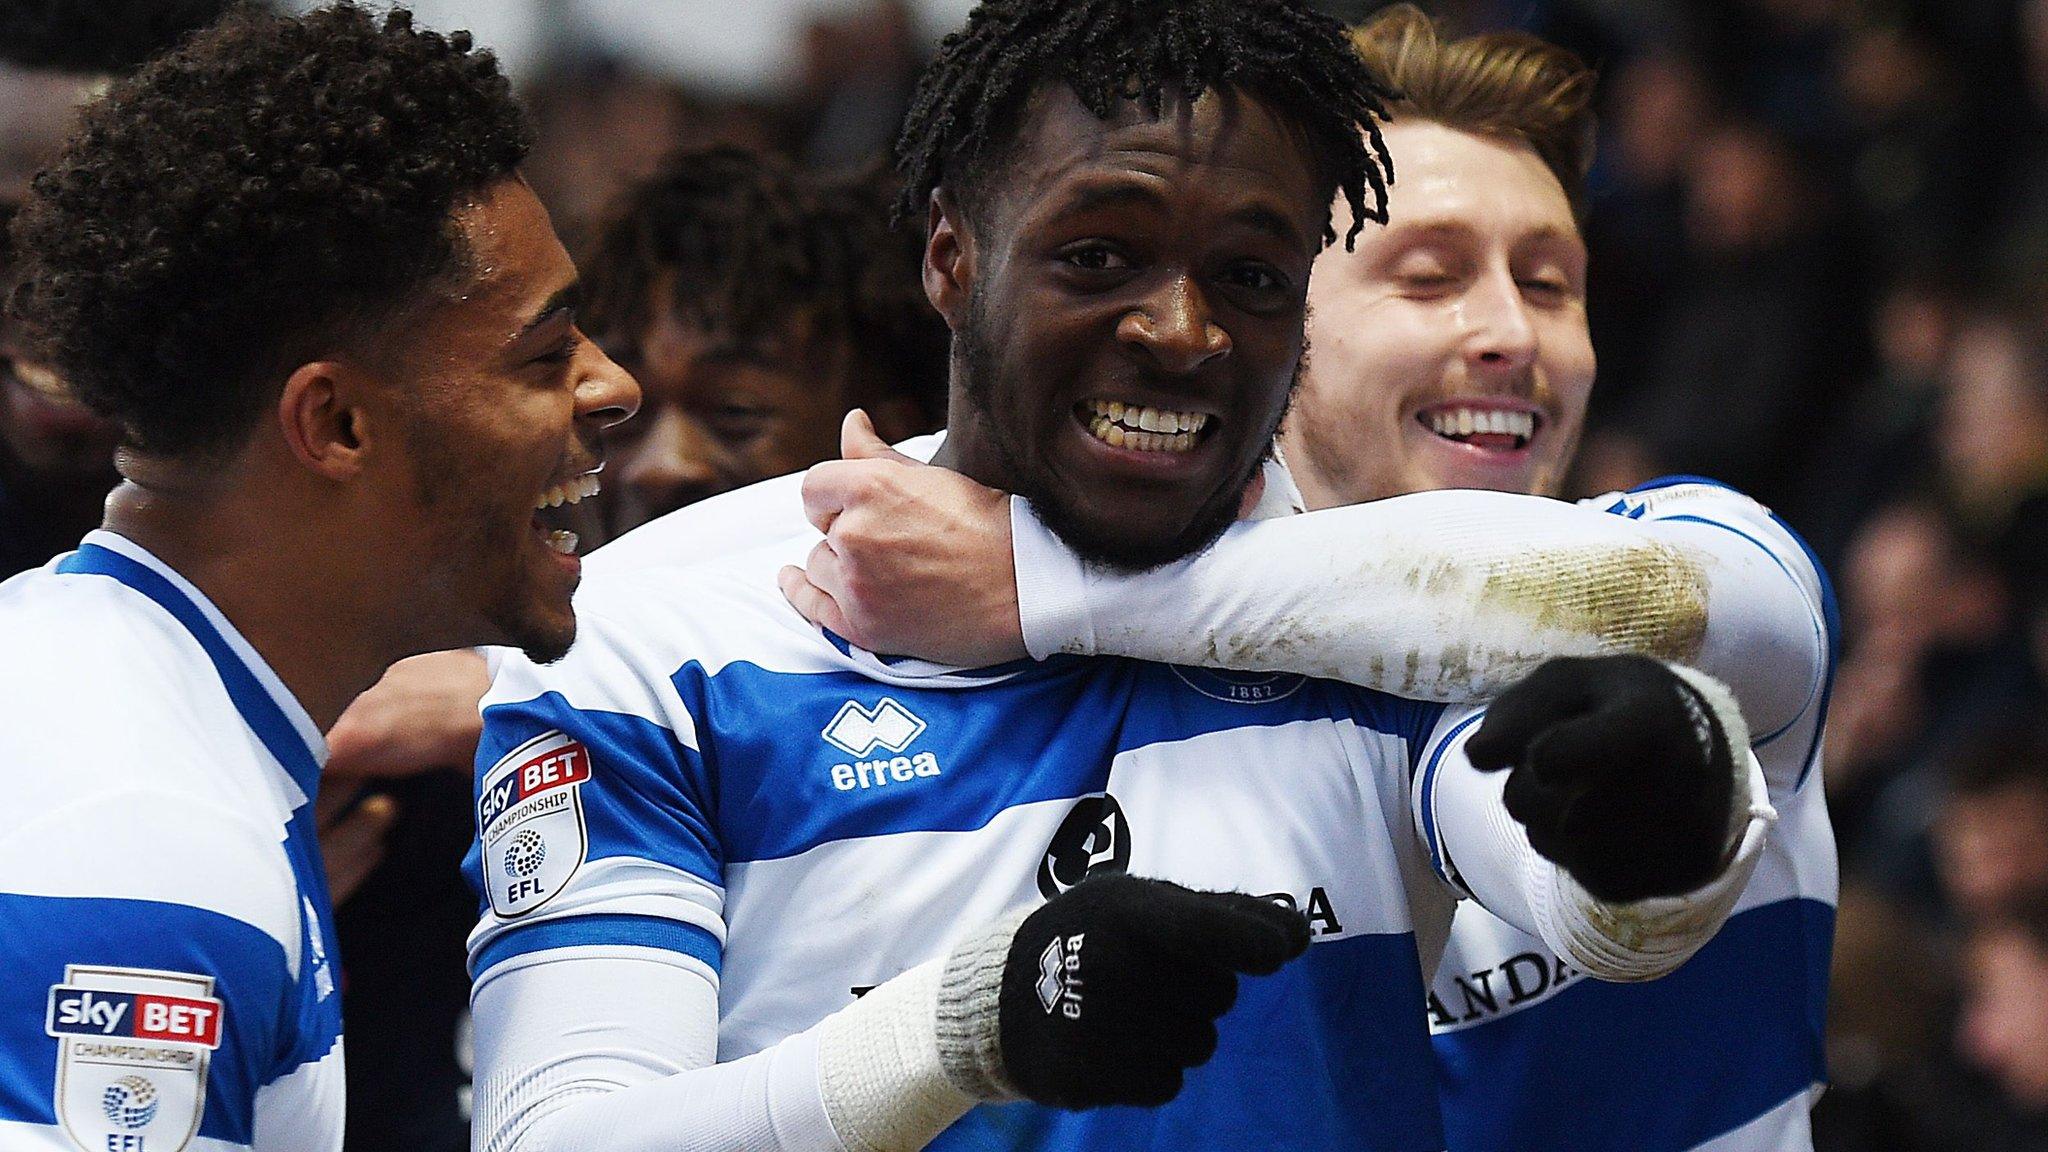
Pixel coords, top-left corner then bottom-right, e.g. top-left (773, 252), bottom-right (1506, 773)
top-left (1017, 488), bottom-right (1826, 740)
top-left (470, 930), bottom-right (1013, 1152)
top-left (1017, 489), bottom-right (1709, 697)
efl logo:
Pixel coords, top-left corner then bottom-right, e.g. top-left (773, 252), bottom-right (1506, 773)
top-left (46, 987), bottom-right (223, 1049)
top-left (478, 739), bottom-right (592, 828)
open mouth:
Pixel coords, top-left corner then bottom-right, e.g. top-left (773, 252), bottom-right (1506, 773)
top-left (532, 472), bottom-right (600, 555)
top-left (1077, 398), bottom-right (1213, 454)
top-left (1416, 403), bottom-right (1538, 452)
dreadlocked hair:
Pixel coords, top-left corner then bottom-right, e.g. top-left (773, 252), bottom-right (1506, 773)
top-left (893, 0), bottom-right (1396, 249)
top-left (7, 3), bottom-right (530, 457)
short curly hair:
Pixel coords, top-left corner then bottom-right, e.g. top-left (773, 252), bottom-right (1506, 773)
top-left (6, 3), bottom-right (531, 456)
top-left (0, 0), bottom-right (235, 73)
top-left (582, 148), bottom-right (945, 420)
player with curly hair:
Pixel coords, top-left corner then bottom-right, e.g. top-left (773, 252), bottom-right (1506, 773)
top-left (0, 6), bottom-right (635, 1149)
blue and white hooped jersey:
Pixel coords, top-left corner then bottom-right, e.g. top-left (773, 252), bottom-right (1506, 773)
top-left (0, 532), bottom-right (344, 1152)
top-left (468, 539), bottom-right (1468, 1151)
top-left (1429, 479), bottom-right (1838, 1152)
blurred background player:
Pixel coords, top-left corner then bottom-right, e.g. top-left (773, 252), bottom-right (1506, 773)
top-left (0, 6), bottom-right (636, 1150)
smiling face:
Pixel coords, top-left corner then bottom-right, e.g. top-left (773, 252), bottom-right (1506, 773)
top-left (932, 84), bottom-right (1325, 571)
top-left (375, 177), bottom-right (638, 663)
top-left (1280, 118), bottom-right (1593, 506)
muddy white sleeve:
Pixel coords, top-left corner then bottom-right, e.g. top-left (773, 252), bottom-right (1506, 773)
top-left (1012, 488), bottom-right (1820, 738)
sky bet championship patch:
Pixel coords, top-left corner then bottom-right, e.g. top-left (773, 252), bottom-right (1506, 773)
top-left (45, 965), bottom-right (223, 1152)
top-left (479, 730), bottom-right (593, 918)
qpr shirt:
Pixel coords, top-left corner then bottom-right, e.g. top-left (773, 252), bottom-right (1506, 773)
top-left (467, 539), bottom-right (1466, 1151)
top-left (0, 532), bottom-right (344, 1152)
top-left (1429, 479), bottom-right (1837, 1152)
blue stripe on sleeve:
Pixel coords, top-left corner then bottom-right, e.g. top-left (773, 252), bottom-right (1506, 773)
top-left (1417, 711), bottom-right (1487, 889)
top-left (0, 893), bottom-right (292, 1144)
top-left (469, 914), bottom-right (721, 980)
top-left (1433, 897), bottom-right (1833, 1152)
top-left (472, 693), bottom-right (723, 891)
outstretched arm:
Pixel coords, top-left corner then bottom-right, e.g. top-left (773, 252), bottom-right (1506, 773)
top-left (783, 428), bottom-right (1823, 744)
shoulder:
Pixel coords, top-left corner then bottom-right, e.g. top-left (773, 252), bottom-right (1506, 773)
top-left (0, 783), bottom-right (303, 966)
top-left (585, 472), bottom-right (813, 576)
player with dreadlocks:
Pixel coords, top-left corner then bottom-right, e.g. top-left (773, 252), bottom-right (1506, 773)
top-left (464, 2), bottom-right (1772, 1151)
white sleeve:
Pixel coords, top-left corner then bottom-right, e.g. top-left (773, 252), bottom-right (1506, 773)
top-left (1411, 690), bottom-right (1778, 983)
top-left (470, 939), bottom-right (999, 1152)
top-left (470, 953), bottom-right (842, 1152)
top-left (1014, 484), bottom-right (1826, 742)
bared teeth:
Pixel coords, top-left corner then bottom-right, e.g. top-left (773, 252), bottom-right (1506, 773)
top-left (1087, 413), bottom-right (1199, 454)
top-left (542, 529), bottom-right (579, 555)
top-left (535, 473), bottom-right (602, 511)
top-left (1426, 406), bottom-right (1535, 446)
top-left (1084, 399), bottom-right (1208, 438)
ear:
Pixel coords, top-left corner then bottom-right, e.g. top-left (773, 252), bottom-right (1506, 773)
top-left (923, 189), bottom-right (976, 332)
top-left (277, 360), bottom-right (373, 481)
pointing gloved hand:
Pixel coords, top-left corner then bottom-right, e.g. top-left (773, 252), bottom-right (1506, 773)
top-left (1464, 654), bottom-right (1745, 904)
top-left (937, 874), bottom-right (1310, 1110)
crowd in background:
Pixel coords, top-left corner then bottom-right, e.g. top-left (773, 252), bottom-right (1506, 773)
top-left (5, 0), bottom-right (2048, 1149)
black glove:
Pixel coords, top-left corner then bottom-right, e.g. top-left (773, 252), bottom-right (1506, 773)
top-left (995, 874), bottom-right (1309, 1109)
top-left (1464, 654), bottom-right (1738, 904)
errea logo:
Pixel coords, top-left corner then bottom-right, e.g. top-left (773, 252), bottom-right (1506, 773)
top-left (822, 698), bottom-right (926, 758)
top-left (824, 698), bottom-right (942, 792)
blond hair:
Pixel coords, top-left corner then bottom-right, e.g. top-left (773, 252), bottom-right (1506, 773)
top-left (1352, 5), bottom-right (1597, 214)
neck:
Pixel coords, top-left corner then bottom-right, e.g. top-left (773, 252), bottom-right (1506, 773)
top-left (927, 381), bottom-right (1012, 491)
top-left (1274, 424), bottom-right (1343, 511)
top-left (102, 456), bottom-right (395, 732)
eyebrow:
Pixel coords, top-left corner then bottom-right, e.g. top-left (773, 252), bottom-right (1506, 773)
top-left (513, 283), bottom-right (582, 344)
top-left (1047, 180), bottom-right (1310, 251)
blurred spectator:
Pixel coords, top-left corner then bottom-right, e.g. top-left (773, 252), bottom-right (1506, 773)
top-left (1796, 264), bottom-right (1961, 570)
top-left (1601, 115), bottom-right (1870, 517)
top-left (519, 63), bottom-right (777, 249)
top-left (0, 198), bottom-right (120, 578)
top-left (1958, 890), bottom-right (2048, 1142)
top-left (1935, 726), bottom-right (2048, 921)
top-left (793, 0), bottom-right (924, 168)
top-left (1816, 882), bottom-right (2008, 1152)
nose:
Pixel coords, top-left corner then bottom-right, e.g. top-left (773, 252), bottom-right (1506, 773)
top-left (1462, 267), bottom-right (1538, 378)
top-left (619, 406), bottom-right (726, 522)
top-left (576, 335), bottom-right (641, 429)
top-left (1117, 274), bottom-right (1231, 375)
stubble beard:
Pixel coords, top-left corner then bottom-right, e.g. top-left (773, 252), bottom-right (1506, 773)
top-left (955, 286), bottom-right (1296, 573)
